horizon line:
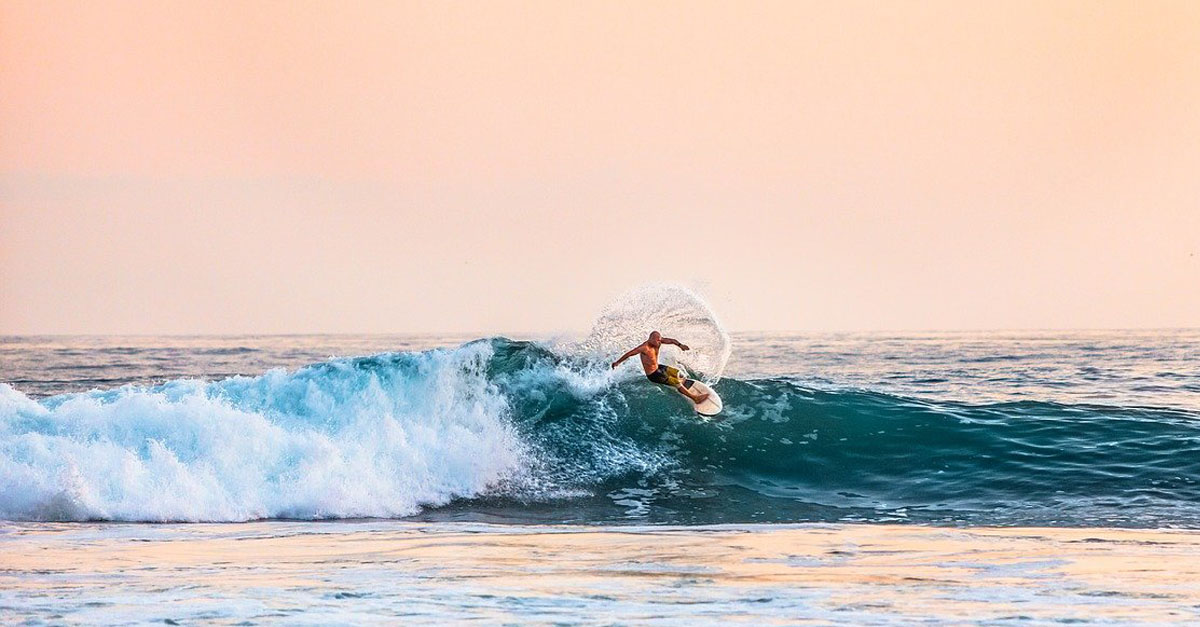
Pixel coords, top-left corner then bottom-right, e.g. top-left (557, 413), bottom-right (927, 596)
top-left (3, 326), bottom-right (1198, 339)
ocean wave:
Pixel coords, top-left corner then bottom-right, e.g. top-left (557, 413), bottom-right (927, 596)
top-left (3, 338), bottom-right (1200, 525)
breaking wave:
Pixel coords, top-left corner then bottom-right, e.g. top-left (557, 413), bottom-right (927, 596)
top-left (3, 338), bottom-right (1200, 526)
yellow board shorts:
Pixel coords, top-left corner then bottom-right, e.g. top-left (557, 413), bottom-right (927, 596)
top-left (646, 365), bottom-right (683, 387)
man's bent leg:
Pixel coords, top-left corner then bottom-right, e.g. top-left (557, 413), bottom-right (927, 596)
top-left (676, 383), bottom-right (709, 404)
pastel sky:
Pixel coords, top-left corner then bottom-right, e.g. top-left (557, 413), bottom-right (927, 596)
top-left (2, 1), bottom-right (1198, 334)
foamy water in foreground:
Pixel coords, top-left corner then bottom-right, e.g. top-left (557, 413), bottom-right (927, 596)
top-left (3, 522), bottom-right (1199, 624)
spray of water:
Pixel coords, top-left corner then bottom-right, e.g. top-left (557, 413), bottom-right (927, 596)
top-left (577, 284), bottom-right (731, 384)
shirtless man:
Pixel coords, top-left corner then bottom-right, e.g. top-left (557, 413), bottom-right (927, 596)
top-left (611, 331), bottom-right (710, 404)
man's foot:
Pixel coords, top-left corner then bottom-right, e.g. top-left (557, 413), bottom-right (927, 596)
top-left (675, 384), bottom-right (710, 405)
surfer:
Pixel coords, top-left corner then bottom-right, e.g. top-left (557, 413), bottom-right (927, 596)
top-left (611, 331), bottom-right (710, 404)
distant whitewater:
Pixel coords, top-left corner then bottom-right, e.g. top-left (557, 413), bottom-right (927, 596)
top-left (2, 291), bottom-right (1199, 526)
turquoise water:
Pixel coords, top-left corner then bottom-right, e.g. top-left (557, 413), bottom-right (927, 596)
top-left (3, 330), bottom-right (1198, 528)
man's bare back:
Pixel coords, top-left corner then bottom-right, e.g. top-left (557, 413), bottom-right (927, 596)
top-left (611, 331), bottom-right (710, 404)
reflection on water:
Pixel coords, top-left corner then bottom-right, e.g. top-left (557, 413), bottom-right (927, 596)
top-left (2, 522), bottom-right (1199, 624)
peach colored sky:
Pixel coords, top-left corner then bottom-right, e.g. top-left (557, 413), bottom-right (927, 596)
top-left (2, 0), bottom-right (1198, 334)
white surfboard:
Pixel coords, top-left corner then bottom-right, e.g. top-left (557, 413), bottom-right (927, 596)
top-left (682, 379), bottom-right (723, 417)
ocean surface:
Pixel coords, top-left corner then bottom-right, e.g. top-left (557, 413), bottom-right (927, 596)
top-left (3, 306), bottom-right (1200, 622)
top-left (3, 329), bottom-right (1199, 528)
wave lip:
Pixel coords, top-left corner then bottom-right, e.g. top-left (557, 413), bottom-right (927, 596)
top-left (0, 341), bottom-right (530, 522)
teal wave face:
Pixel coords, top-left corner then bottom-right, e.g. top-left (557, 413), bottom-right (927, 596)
top-left (471, 339), bottom-right (1200, 526)
top-left (3, 337), bottom-right (1199, 526)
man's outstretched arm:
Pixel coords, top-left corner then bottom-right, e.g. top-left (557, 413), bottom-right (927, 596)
top-left (661, 337), bottom-right (691, 351)
top-left (611, 344), bottom-right (644, 369)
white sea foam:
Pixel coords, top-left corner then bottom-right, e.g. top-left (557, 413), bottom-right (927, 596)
top-left (0, 342), bottom-right (530, 522)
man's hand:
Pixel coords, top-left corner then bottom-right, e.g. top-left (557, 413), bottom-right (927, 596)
top-left (611, 361), bottom-right (619, 369)
top-left (679, 344), bottom-right (690, 351)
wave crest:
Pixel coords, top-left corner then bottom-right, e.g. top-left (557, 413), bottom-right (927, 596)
top-left (0, 342), bottom-right (529, 521)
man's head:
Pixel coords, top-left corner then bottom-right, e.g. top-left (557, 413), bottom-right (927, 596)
top-left (648, 331), bottom-right (662, 347)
